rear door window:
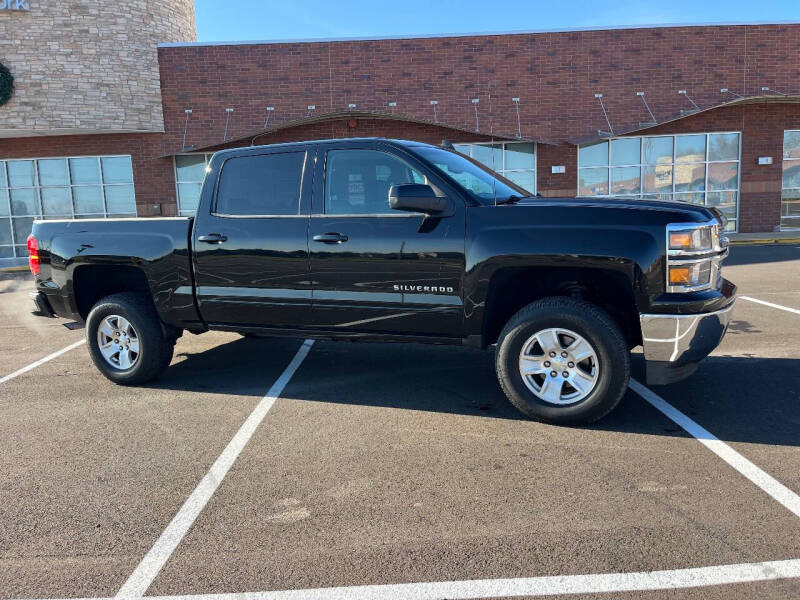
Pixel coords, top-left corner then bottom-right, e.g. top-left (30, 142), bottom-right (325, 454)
top-left (215, 152), bottom-right (306, 216)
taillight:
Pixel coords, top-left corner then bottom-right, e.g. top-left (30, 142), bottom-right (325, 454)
top-left (27, 235), bottom-right (39, 275)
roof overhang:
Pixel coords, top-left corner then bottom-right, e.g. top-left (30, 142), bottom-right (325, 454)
top-left (569, 95), bottom-right (800, 145)
top-left (168, 110), bottom-right (545, 156)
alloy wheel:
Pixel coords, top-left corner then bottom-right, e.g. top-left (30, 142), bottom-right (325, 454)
top-left (518, 327), bottom-right (600, 405)
top-left (97, 314), bottom-right (140, 370)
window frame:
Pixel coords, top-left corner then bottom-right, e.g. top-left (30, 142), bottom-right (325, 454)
top-left (577, 131), bottom-right (742, 232)
top-left (781, 129), bottom-right (800, 231)
top-left (0, 154), bottom-right (136, 260)
top-left (211, 150), bottom-right (308, 219)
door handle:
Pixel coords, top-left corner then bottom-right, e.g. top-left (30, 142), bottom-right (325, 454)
top-left (198, 233), bottom-right (228, 244)
top-left (313, 232), bottom-right (349, 244)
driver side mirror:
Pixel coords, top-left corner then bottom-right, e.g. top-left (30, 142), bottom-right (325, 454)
top-left (389, 184), bottom-right (448, 215)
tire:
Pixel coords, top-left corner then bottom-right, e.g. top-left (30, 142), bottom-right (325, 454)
top-left (86, 292), bottom-right (173, 385)
top-left (495, 297), bottom-right (630, 425)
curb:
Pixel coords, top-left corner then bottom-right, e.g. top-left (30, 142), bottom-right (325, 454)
top-left (0, 266), bottom-right (30, 273)
top-left (729, 237), bottom-right (800, 246)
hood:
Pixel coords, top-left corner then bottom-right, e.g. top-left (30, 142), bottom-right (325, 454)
top-left (512, 196), bottom-right (720, 224)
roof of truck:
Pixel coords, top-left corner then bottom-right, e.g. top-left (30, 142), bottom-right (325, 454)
top-left (211, 137), bottom-right (436, 157)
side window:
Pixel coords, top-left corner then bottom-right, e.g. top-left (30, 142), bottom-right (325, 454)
top-left (324, 149), bottom-right (427, 215)
top-left (215, 152), bottom-right (305, 216)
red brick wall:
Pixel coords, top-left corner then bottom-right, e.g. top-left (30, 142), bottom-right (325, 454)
top-left (537, 144), bottom-right (578, 197)
top-left (157, 24), bottom-right (800, 151)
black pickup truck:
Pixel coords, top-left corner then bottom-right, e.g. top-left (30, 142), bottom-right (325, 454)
top-left (28, 138), bottom-right (736, 424)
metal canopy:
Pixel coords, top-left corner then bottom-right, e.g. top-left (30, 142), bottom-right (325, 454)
top-left (569, 95), bottom-right (800, 146)
top-left (169, 110), bottom-right (545, 156)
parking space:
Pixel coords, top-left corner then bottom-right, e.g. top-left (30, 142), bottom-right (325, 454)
top-left (147, 340), bottom-right (800, 596)
top-left (1, 243), bottom-right (800, 600)
top-left (0, 322), bottom-right (304, 597)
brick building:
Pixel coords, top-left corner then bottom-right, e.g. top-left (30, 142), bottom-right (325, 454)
top-left (2, 9), bottom-right (800, 266)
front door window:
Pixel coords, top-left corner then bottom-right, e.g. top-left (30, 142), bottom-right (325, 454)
top-left (324, 149), bottom-right (426, 215)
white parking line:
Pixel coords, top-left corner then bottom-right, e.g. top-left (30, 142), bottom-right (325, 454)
top-left (740, 295), bottom-right (800, 315)
top-left (148, 558), bottom-right (800, 598)
top-left (115, 339), bottom-right (315, 599)
top-left (630, 379), bottom-right (800, 520)
top-left (0, 339), bottom-right (86, 385)
top-left (17, 558), bottom-right (800, 600)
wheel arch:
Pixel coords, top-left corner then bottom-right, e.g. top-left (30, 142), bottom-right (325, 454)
top-left (481, 265), bottom-right (642, 349)
top-left (73, 264), bottom-right (154, 321)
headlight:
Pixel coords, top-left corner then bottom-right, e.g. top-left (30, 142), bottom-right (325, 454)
top-left (666, 221), bottom-right (727, 293)
top-left (669, 227), bottom-right (713, 252)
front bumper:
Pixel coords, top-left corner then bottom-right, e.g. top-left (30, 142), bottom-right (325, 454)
top-left (639, 301), bottom-right (735, 385)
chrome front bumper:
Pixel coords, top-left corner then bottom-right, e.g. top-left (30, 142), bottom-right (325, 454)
top-left (639, 302), bottom-right (735, 384)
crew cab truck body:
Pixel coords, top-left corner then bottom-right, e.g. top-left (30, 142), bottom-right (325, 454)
top-left (28, 138), bottom-right (736, 424)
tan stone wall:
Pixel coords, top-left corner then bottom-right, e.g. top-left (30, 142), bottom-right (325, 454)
top-left (0, 0), bottom-right (196, 136)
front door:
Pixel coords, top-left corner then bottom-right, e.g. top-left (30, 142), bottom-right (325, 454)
top-left (309, 143), bottom-right (465, 337)
top-left (192, 148), bottom-right (313, 328)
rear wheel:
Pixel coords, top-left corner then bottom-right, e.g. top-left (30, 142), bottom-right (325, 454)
top-left (86, 293), bottom-right (173, 385)
top-left (495, 297), bottom-right (629, 425)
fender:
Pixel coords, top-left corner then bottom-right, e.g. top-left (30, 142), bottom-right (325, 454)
top-left (462, 217), bottom-right (664, 342)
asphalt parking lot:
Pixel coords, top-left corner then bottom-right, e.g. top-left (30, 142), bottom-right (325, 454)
top-left (1, 244), bottom-right (799, 600)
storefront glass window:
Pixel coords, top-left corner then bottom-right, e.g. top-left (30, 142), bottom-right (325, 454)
top-left (782, 130), bottom-right (800, 230)
top-left (451, 142), bottom-right (536, 195)
top-left (69, 158), bottom-right (102, 185)
top-left (175, 154), bottom-right (213, 215)
top-left (611, 138), bottom-right (640, 166)
top-left (0, 155), bottom-right (136, 260)
top-left (675, 134), bottom-right (706, 163)
top-left (578, 132), bottom-right (741, 231)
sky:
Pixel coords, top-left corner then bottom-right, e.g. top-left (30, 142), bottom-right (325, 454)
top-left (194, 0), bottom-right (800, 42)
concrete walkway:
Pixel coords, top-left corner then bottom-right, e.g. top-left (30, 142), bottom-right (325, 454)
top-left (729, 231), bottom-right (800, 245)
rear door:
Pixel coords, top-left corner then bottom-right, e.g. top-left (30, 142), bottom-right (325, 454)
top-left (192, 147), bottom-right (313, 328)
top-left (309, 142), bottom-right (466, 337)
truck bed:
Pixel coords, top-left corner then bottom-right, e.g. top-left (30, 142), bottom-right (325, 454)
top-left (30, 217), bottom-right (200, 327)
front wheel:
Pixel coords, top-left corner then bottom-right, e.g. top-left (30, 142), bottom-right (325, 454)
top-left (495, 297), bottom-right (630, 425)
top-left (86, 292), bottom-right (173, 385)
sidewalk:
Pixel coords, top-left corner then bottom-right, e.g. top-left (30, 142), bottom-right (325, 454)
top-left (729, 231), bottom-right (800, 245)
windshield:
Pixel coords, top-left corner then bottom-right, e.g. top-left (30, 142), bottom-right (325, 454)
top-left (413, 146), bottom-right (530, 204)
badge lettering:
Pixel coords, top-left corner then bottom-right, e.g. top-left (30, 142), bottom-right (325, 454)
top-left (393, 284), bottom-right (455, 293)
